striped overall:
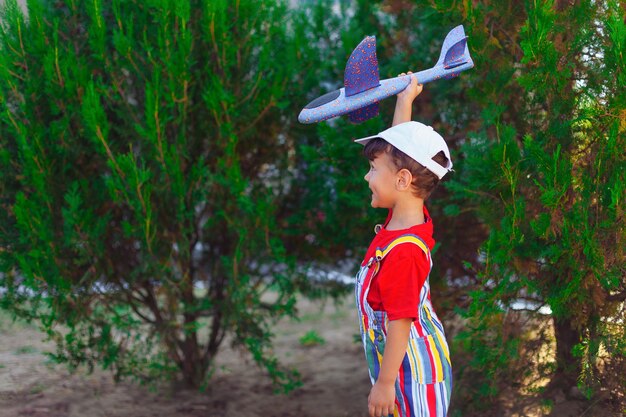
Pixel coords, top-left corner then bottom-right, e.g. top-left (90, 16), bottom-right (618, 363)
top-left (355, 234), bottom-right (452, 417)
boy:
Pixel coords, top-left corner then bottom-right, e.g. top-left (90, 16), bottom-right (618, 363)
top-left (354, 75), bottom-right (453, 417)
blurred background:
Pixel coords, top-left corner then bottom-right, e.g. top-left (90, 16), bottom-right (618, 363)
top-left (0, 0), bottom-right (624, 416)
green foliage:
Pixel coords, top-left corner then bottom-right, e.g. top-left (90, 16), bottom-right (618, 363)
top-left (0, 0), bottom-right (351, 390)
top-left (427, 0), bottom-right (626, 411)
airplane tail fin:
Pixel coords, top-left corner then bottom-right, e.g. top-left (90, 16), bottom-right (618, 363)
top-left (435, 25), bottom-right (471, 69)
top-left (443, 37), bottom-right (468, 69)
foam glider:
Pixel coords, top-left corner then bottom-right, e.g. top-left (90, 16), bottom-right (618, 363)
top-left (298, 25), bottom-right (474, 124)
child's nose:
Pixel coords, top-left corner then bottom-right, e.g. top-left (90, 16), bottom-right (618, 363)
top-left (364, 172), bottom-right (370, 181)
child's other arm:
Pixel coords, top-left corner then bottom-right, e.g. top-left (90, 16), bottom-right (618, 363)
top-left (367, 318), bottom-right (412, 417)
top-left (392, 72), bottom-right (423, 126)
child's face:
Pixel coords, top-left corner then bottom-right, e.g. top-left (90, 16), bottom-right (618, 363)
top-left (364, 151), bottom-right (399, 209)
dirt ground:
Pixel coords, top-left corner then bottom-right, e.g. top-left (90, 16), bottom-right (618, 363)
top-left (0, 296), bottom-right (372, 417)
top-left (0, 296), bottom-right (619, 417)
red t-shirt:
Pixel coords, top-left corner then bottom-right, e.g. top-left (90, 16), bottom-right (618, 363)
top-left (361, 207), bottom-right (436, 321)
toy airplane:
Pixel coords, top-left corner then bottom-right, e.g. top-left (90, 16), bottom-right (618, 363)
top-left (298, 25), bottom-right (474, 124)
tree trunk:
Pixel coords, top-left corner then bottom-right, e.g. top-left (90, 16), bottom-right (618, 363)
top-left (178, 336), bottom-right (207, 388)
top-left (550, 316), bottom-right (582, 391)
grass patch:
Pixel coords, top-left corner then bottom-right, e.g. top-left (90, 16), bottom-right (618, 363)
top-left (540, 398), bottom-right (554, 413)
top-left (14, 345), bottom-right (38, 355)
top-left (29, 382), bottom-right (47, 394)
top-left (299, 330), bottom-right (325, 347)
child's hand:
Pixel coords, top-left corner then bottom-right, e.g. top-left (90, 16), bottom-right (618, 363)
top-left (392, 71), bottom-right (422, 126)
top-left (397, 71), bottom-right (423, 103)
top-left (368, 381), bottom-right (395, 417)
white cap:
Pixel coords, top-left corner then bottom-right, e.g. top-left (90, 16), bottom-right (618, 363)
top-left (354, 121), bottom-right (453, 179)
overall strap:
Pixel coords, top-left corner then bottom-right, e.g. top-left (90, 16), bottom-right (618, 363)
top-left (358, 233), bottom-right (432, 334)
top-left (367, 233), bottom-right (430, 269)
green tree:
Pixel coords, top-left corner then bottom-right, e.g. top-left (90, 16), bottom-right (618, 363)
top-left (0, 0), bottom-right (335, 389)
top-left (421, 0), bottom-right (626, 411)
top-left (337, 0), bottom-right (625, 413)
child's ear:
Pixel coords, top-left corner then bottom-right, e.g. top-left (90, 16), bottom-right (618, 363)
top-left (396, 169), bottom-right (413, 190)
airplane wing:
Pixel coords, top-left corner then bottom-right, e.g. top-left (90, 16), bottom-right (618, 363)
top-left (344, 36), bottom-right (381, 123)
top-left (344, 36), bottom-right (380, 96)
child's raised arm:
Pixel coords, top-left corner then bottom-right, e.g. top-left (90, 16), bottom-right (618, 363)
top-left (392, 72), bottom-right (423, 126)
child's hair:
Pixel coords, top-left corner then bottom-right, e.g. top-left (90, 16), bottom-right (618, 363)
top-left (364, 138), bottom-right (448, 199)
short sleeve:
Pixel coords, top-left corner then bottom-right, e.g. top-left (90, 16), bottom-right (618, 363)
top-left (376, 247), bottom-right (430, 321)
